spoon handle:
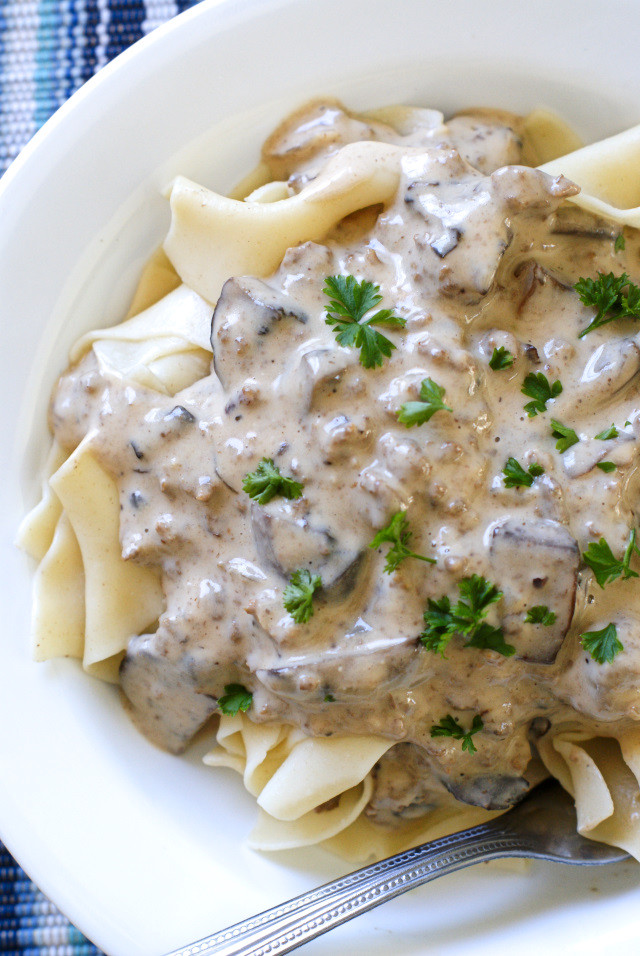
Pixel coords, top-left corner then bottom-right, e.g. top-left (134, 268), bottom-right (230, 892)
top-left (166, 820), bottom-right (532, 956)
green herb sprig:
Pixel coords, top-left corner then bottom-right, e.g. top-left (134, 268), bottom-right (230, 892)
top-left (217, 683), bottom-right (253, 716)
top-left (283, 569), bottom-right (322, 623)
top-left (582, 529), bottom-right (640, 588)
top-left (574, 272), bottom-right (640, 337)
top-left (242, 458), bottom-right (303, 505)
top-left (370, 511), bottom-right (436, 573)
top-left (521, 372), bottom-right (562, 417)
top-left (489, 346), bottom-right (514, 371)
top-left (323, 275), bottom-right (406, 368)
top-left (420, 575), bottom-right (514, 658)
top-left (550, 419), bottom-right (579, 453)
top-left (502, 457), bottom-right (545, 488)
top-left (580, 623), bottom-right (623, 664)
top-left (430, 714), bottom-right (484, 754)
top-left (524, 605), bottom-right (557, 626)
top-left (397, 377), bottom-right (452, 427)
top-left (595, 425), bottom-right (619, 441)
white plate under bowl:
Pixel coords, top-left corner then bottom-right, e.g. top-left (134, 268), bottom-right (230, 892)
top-left (2, 0), bottom-right (640, 953)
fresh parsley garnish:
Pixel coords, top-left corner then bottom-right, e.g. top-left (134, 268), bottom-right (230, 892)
top-left (615, 234), bottom-right (626, 253)
top-left (324, 693), bottom-right (335, 702)
top-left (397, 377), bottom-right (452, 426)
top-left (502, 457), bottom-right (545, 488)
top-left (283, 569), bottom-right (322, 623)
top-left (370, 511), bottom-right (436, 573)
top-left (217, 683), bottom-right (253, 716)
top-left (489, 346), bottom-right (514, 371)
top-left (580, 623), bottom-right (623, 665)
top-left (550, 419), bottom-right (579, 453)
top-left (521, 372), bottom-right (562, 417)
top-left (597, 461), bottom-right (616, 473)
top-left (420, 575), bottom-right (514, 657)
top-left (242, 458), bottom-right (303, 505)
top-left (582, 529), bottom-right (640, 588)
top-left (595, 425), bottom-right (619, 440)
top-left (430, 714), bottom-right (484, 754)
top-left (323, 275), bottom-right (406, 368)
top-left (524, 605), bottom-right (557, 626)
top-left (574, 272), bottom-right (640, 337)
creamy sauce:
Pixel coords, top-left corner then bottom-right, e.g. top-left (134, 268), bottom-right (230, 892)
top-left (50, 101), bottom-right (640, 822)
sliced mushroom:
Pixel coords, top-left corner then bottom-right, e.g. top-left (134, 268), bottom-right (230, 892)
top-left (294, 347), bottom-right (355, 414)
top-left (251, 500), bottom-right (364, 594)
top-left (211, 277), bottom-right (307, 391)
top-left (367, 743), bottom-right (445, 825)
top-left (254, 634), bottom-right (419, 702)
top-left (120, 633), bottom-right (218, 754)
top-left (579, 338), bottom-right (640, 402)
top-left (549, 206), bottom-right (619, 240)
top-left (489, 517), bottom-right (579, 663)
top-left (442, 772), bottom-right (532, 810)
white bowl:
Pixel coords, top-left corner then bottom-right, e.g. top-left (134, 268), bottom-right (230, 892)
top-left (2, 1), bottom-right (640, 953)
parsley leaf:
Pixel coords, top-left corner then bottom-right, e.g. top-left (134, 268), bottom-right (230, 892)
top-left (502, 457), bottom-right (545, 488)
top-left (397, 377), bottom-right (452, 426)
top-left (574, 272), bottom-right (640, 337)
top-left (430, 714), bottom-right (484, 754)
top-left (582, 529), bottom-right (640, 588)
top-left (524, 605), bottom-right (557, 626)
top-left (217, 683), bottom-right (253, 716)
top-left (550, 419), bottom-right (579, 453)
top-left (370, 511), bottom-right (436, 573)
top-left (464, 621), bottom-right (516, 656)
top-left (489, 346), bottom-right (514, 371)
top-left (595, 425), bottom-right (619, 440)
top-left (242, 458), bottom-right (303, 505)
top-left (597, 461), bottom-right (617, 473)
top-left (580, 623), bottom-right (623, 665)
top-left (420, 575), bottom-right (514, 657)
top-left (323, 275), bottom-right (406, 368)
top-left (615, 234), bottom-right (626, 253)
top-left (283, 569), bottom-right (322, 623)
top-left (521, 372), bottom-right (562, 417)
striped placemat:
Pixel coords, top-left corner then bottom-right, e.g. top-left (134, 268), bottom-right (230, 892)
top-left (0, 0), bottom-right (200, 175)
top-left (0, 2), bottom-right (201, 950)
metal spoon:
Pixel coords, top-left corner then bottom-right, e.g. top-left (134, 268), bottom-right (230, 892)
top-left (165, 779), bottom-right (629, 956)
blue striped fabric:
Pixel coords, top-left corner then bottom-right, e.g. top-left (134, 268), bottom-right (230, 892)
top-left (0, 0), bottom-right (199, 175)
top-left (0, 4), bottom-right (202, 955)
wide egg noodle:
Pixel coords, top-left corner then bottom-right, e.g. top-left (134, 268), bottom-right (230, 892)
top-left (249, 779), bottom-right (374, 852)
top-left (30, 511), bottom-right (85, 663)
top-left (70, 283), bottom-right (213, 397)
top-left (537, 731), bottom-right (640, 858)
top-left (16, 440), bottom-right (67, 561)
top-left (49, 436), bottom-right (164, 669)
top-left (540, 123), bottom-right (640, 226)
top-left (162, 141), bottom-right (405, 305)
top-left (204, 714), bottom-right (392, 851)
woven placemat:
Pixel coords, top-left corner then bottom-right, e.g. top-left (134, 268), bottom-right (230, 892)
top-left (1, 3), bottom-right (200, 950)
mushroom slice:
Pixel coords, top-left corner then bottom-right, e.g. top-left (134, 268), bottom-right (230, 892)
top-left (120, 633), bottom-right (218, 754)
top-left (579, 338), bottom-right (640, 403)
top-left (251, 501), bottom-right (363, 594)
top-left (211, 276), bottom-right (307, 390)
top-left (489, 517), bottom-right (579, 663)
top-left (442, 772), bottom-right (532, 810)
top-left (254, 634), bottom-right (419, 702)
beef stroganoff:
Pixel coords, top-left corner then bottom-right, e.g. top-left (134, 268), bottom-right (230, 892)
top-left (19, 100), bottom-right (640, 860)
